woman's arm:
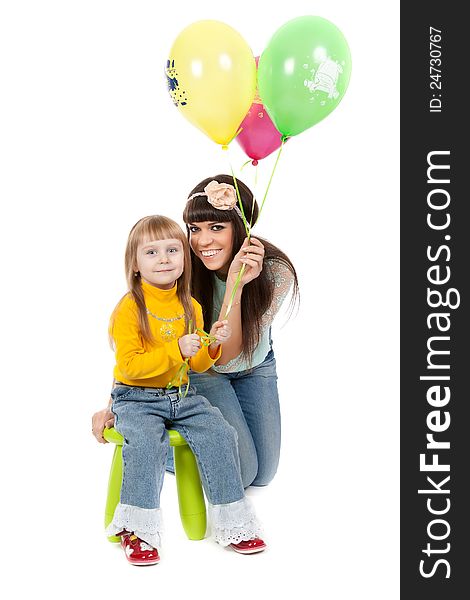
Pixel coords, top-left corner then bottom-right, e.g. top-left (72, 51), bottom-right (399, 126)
top-left (260, 260), bottom-right (295, 328)
top-left (216, 237), bottom-right (264, 364)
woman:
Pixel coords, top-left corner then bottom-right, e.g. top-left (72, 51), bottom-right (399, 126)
top-left (92, 174), bottom-right (298, 487)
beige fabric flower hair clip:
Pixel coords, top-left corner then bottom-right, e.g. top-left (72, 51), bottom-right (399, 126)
top-left (187, 180), bottom-right (243, 218)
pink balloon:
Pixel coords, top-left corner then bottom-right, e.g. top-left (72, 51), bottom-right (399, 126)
top-left (236, 58), bottom-right (283, 163)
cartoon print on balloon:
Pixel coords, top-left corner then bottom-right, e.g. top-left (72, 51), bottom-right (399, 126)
top-left (165, 59), bottom-right (188, 106)
top-left (304, 59), bottom-right (343, 100)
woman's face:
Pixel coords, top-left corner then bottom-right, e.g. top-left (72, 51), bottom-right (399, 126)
top-left (187, 220), bottom-right (234, 275)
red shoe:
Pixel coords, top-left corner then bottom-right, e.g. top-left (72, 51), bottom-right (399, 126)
top-left (230, 538), bottom-right (267, 554)
top-left (120, 532), bottom-right (160, 566)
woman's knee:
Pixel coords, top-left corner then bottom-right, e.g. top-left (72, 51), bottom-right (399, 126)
top-left (250, 460), bottom-right (278, 486)
top-left (215, 417), bottom-right (240, 450)
top-left (240, 459), bottom-right (258, 489)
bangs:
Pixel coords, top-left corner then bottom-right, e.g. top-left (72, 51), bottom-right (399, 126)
top-left (183, 195), bottom-right (237, 225)
top-left (139, 215), bottom-right (186, 241)
top-left (133, 215), bottom-right (186, 246)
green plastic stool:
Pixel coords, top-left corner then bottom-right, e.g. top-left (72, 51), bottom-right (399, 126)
top-left (103, 427), bottom-right (206, 542)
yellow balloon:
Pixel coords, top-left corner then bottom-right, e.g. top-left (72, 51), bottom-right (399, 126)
top-left (166, 20), bottom-right (256, 146)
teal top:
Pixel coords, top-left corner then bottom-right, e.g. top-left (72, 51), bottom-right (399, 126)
top-left (210, 259), bottom-right (294, 373)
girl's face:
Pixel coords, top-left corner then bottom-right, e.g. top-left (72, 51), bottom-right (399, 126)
top-left (187, 221), bottom-right (234, 275)
top-left (136, 237), bottom-right (184, 289)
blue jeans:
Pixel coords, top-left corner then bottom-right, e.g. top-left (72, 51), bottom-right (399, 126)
top-left (111, 385), bottom-right (245, 509)
top-left (167, 349), bottom-right (281, 488)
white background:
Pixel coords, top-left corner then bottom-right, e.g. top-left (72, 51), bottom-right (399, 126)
top-left (0, 1), bottom-right (399, 597)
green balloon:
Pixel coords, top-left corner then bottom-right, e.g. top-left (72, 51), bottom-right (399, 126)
top-left (258, 16), bottom-right (352, 137)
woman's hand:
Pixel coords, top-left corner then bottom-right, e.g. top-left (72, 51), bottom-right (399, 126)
top-left (227, 237), bottom-right (265, 288)
top-left (209, 320), bottom-right (232, 350)
top-left (179, 333), bottom-right (201, 358)
top-left (92, 405), bottom-right (115, 444)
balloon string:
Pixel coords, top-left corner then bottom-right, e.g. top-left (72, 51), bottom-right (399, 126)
top-left (228, 156), bottom-right (251, 240)
top-left (239, 160), bottom-right (257, 229)
top-left (165, 320), bottom-right (217, 396)
top-left (224, 138), bottom-right (286, 319)
top-left (219, 152), bottom-right (250, 319)
top-left (249, 163), bottom-right (258, 229)
top-left (223, 264), bottom-right (245, 319)
top-left (166, 318), bottom-right (194, 397)
top-left (196, 328), bottom-right (216, 346)
top-left (258, 137), bottom-right (286, 221)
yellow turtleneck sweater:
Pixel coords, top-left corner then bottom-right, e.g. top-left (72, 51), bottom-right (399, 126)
top-left (110, 281), bottom-right (221, 388)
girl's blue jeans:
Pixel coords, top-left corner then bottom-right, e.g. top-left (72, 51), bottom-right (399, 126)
top-left (166, 348), bottom-right (281, 488)
top-left (111, 384), bottom-right (245, 509)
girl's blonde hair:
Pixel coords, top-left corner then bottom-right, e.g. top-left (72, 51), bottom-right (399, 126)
top-left (111, 215), bottom-right (194, 346)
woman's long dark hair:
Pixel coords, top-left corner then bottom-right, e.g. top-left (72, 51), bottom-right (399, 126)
top-left (183, 174), bottom-right (299, 363)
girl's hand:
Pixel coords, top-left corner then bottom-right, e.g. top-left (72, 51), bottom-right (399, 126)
top-left (209, 320), bottom-right (232, 349)
top-left (227, 237), bottom-right (265, 288)
top-left (92, 405), bottom-right (115, 444)
top-left (179, 333), bottom-right (201, 358)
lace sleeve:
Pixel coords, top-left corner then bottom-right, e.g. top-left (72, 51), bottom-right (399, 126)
top-left (261, 259), bottom-right (295, 328)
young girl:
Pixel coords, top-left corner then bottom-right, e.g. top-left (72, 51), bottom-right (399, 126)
top-left (105, 215), bottom-right (266, 565)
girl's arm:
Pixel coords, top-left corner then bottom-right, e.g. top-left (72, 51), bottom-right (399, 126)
top-left (112, 298), bottom-right (183, 380)
top-left (189, 301), bottom-right (223, 372)
top-left (216, 237), bottom-right (264, 365)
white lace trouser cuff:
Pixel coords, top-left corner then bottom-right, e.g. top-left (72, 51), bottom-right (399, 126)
top-left (105, 503), bottom-right (163, 550)
top-left (208, 496), bottom-right (263, 546)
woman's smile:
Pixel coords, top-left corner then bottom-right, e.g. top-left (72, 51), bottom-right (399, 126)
top-left (200, 249), bottom-right (222, 258)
